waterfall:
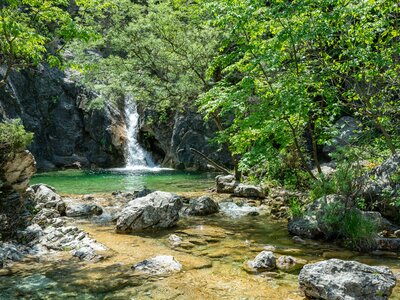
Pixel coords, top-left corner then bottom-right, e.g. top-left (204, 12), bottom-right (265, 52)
top-left (124, 97), bottom-right (156, 169)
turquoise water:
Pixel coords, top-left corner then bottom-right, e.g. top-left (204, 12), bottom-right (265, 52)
top-left (30, 168), bottom-right (216, 194)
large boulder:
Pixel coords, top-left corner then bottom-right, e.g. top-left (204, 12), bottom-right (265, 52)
top-left (116, 191), bottom-right (182, 233)
top-left (299, 259), bottom-right (397, 300)
top-left (216, 175), bottom-right (265, 198)
top-left (30, 184), bottom-right (66, 215)
top-left (132, 255), bottom-right (182, 275)
top-left (184, 196), bottom-right (219, 216)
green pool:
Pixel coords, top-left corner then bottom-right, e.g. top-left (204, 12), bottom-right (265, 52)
top-left (30, 168), bottom-right (217, 194)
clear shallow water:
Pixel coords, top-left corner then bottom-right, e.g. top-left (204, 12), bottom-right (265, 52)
top-left (30, 169), bottom-right (216, 194)
top-left (1, 214), bottom-right (399, 299)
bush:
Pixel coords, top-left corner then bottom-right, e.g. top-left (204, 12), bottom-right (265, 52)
top-left (320, 202), bottom-right (378, 251)
top-left (288, 197), bottom-right (303, 218)
top-left (0, 119), bottom-right (33, 154)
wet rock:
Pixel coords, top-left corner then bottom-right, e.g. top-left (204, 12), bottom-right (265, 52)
top-left (0, 242), bottom-right (25, 267)
top-left (116, 191), bottom-right (182, 233)
top-left (31, 184), bottom-right (66, 215)
top-left (66, 203), bottom-right (103, 217)
top-left (287, 215), bottom-right (321, 239)
top-left (168, 234), bottom-right (182, 247)
top-left (276, 255), bottom-right (304, 271)
top-left (216, 175), bottom-right (265, 198)
top-left (263, 245), bottom-right (276, 251)
top-left (184, 196), bottom-right (219, 216)
top-left (292, 236), bottom-right (306, 244)
top-left (247, 251), bottom-right (276, 271)
top-left (71, 245), bottom-right (103, 262)
top-left (219, 202), bottom-right (260, 218)
top-left (132, 255), bottom-right (182, 275)
top-left (299, 259), bottom-right (396, 300)
top-left (376, 238), bottom-right (400, 252)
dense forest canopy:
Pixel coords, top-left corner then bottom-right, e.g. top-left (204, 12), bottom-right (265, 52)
top-left (1, 0), bottom-right (399, 187)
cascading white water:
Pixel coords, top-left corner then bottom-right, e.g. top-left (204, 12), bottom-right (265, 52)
top-left (124, 97), bottom-right (156, 169)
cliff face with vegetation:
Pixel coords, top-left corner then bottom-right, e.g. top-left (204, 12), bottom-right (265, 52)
top-left (0, 65), bottom-right (126, 170)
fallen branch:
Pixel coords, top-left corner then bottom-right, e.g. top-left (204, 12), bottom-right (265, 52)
top-left (190, 148), bottom-right (232, 175)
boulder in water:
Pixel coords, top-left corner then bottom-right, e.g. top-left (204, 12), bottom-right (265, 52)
top-left (185, 196), bottom-right (219, 216)
top-left (299, 259), bottom-right (396, 300)
top-left (66, 203), bottom-right (103, 217)
top-left (116, 191), bottom-right (182, 232)
top-left (216, 175), bottom-right (265, 198)
top-left (247, 251), bottom-right (276, 271)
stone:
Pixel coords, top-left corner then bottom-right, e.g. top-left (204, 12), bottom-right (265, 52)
top-left (66, 203), bottom-right (103, 217)
top-left (247, 251), bottom-right (276, 271)
top-left (31, 184), bottom-right (66, 215)
top-left (17, 224), bottom-right (43, 244)
top-left (276, 255), bottom-right (304, 271)
top-left (185, 196), bottom-right (219, 216)
top-left (216, 175), bottom-right (265, 198)
top-left (299, 259), bottom-right (396, 300)
top-left (168, 234), bottom-right (182, 246)
top-left (376, 238), bottom-right (400, 252)
top-left (132, 255), bottom-right (182, 275)
top-left (31, 208), bottom-right (61, 228)
top-left (395, 230), bottom-right (400, 238)
top-left (116, 191), bottom-right (182, 233)
top-left (263, 245), bottom-right (276, 251)
top-left (219, 202), bottom-right (260, 218)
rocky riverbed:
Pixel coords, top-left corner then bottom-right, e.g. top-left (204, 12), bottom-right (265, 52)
top-left (0, 184), bottom-right (399, 299)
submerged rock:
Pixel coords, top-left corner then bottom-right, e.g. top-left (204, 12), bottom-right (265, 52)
top-left (66, 203), bottom-right (103, 217)
top-left (184, 196), bottom-right (219, 216)
top-left (299, 259), bottom-right (396, 300)
top-left (116, 191), bottom-right (182, 233)
top-left (219, 202), bottom-right (260, 218)
top-left (247, 251), bottom-right (276, 271)
top-left (276, 255), bottom-right (304, 272)
top-left (168, 234), bottom-right (183, 247)
top-left (132, 255), bottom-right (182, 275)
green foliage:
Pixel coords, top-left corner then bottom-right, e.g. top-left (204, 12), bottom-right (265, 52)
top-left (0, 119), bottom-right (33, 152)
top-left (0, 0), bottom-right (96, 87)
top-left (320, 202), bottom-right (378, 251)
top-left (288, 197), bottom-right (303, 218)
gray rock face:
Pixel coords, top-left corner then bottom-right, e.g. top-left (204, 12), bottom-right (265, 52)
top-left (185, 196), bottom-right (219, 216)
top-left (247, 251), bottom-right (276, 271)
top-left (0, 65), bottom-right (125, 170)
top-left (216, 175), bottom-right (265, 198)
top-left (132, 255), bottom-right (182, 275)
top-left (66, 203), bottom-right (103, 217)
top-left (116, 191), bottom-right (182, 233)
top-left (139, 108), bottom-right (233, 170)
top-left (31, 184), bottom-right (66, 215)
top-left (299, 259), bottom-right (397, 300)
top-left (276, 255), bottom-right (304, 271)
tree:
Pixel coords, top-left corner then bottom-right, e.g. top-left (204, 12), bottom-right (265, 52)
top-left (0, 0), bottom-right (94, 88)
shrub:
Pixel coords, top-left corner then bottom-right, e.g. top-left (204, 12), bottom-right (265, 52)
top-left (320, 202), bottom-right (378, 251)
top-left (288, 197), bottom-right (303, 218)
top-left (0, 119), bottom-right (33, 154)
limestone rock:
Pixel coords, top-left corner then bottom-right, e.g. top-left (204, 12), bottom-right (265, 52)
top-left (31, 184), bottom-right (66, 215)
top-left (247, 251), bottom-right (276, 271)
top-left (132, 255), bottom-right (182, 275)
top-left (299, 259), bottom-right (396, 300)
top-left (66, 203), bottom-right (103, 218)
top-left (216, 175), bottom-right (265, 198)
top-left (116, 191), bottom-right (182, 233)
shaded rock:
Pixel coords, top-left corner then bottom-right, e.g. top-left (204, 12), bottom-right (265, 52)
top-left (216, 175), bottom-right (265, 198)
top-left (247, 251), bottom-right (276, 271)
top-left (288, 215), bottom-right (321, 239)
top-left (219, 202), bottom-right (260, 218)
top-left (299, 259), bottom-right (396, 300)
top-left (71, 245), bottom-right (103, 262)
top-left (395, 230), bottom-right (400, 238)
top-left (0, 242), bottom-right (25, 267)
top-left (132, 255), bottom-right (182, 275)
top-left (116, 191), bottom-right (182, 233)
top-left (17, 224), bottom-right (43, 244)
top-left (31, 208), bottom-right (61, 228)
top-left (185, 196), bottom-right (219, 216)
top-left (31, 184), bottom-right (66, 215)
top-left (376, 238), bottom-right (400, 252)
top-left (66, 203), bottom-right (103, 217)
